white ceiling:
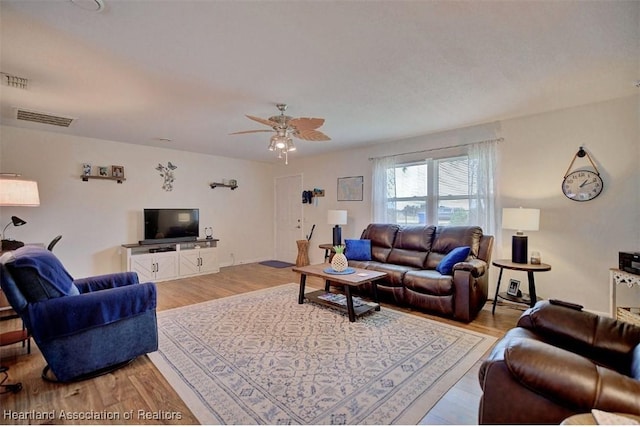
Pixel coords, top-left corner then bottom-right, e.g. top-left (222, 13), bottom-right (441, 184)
top-left (1, 0), bottom-right (638, 163)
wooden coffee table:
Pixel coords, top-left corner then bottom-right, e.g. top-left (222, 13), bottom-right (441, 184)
top-left (293, 263), bottom-right (387, 322)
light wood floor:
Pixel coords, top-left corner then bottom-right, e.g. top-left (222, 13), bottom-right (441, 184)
top-left (0, 263), bottom-right (523, 425)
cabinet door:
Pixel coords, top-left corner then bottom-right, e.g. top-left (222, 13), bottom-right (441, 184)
top-left (155, 253), bottom-right (178, 281)
top-left (179, 251), bottom-right (201, 277)
top-left (131, 254), bottom-right (157, 283)
top-left (199, 248), bottom-right (219, 274)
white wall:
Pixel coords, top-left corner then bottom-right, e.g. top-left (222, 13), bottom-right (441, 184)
top-left (1, 94), bottom-right (638, 313)
top-left (274, 95), bottom-right (640, 313)
top-left (0, 126), bottom-right (275, 278)
top-left (499, 95), bottom-right (639, 311)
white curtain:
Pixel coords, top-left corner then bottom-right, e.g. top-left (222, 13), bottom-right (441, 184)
top-left (468, 139), bottom-right (500, 238)
top-left (371, 139), bottom-right (500, 238)
top-left (371, 155), bottom-right (395, 223)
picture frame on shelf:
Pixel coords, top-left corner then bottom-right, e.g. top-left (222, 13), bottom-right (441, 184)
top-left (112, 165), bottom-right (125, 178)
top-left (507, 279), bottom-right (521, 297)
top-left (82, 163), bottom-right (92, 177)
top-left (98, 166), bottom-right (109, 177)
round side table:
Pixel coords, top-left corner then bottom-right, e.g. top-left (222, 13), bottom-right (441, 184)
top-left (491, 259), bottom-right (551, 314)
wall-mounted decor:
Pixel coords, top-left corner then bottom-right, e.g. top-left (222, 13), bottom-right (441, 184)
top-left (210, 180), bottom-right (238, 190)
top-left (111, 165), bottom-right (124, 178)
top-left (337, 176), bottom-right (363, 201)
top-left (80, 163), bottom-right (126, 183)
top-left (562, 146), bottom-right (603, 202)
top-left (156, 162), bottom-right (177, 191)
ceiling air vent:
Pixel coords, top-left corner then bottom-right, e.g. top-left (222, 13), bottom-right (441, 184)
top-left (16, 109), bottom-right (74, 127)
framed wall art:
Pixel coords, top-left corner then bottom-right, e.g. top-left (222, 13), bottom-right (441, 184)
top-left (337, 176), bottom-right (363, 201)
top-left (111, 165), bottom-right (125, 178)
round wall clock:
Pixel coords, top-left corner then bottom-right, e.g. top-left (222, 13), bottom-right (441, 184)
top-left (562, 147), bottom-right (603, 202)
top-left (562, 169), bottom-right (603, 201)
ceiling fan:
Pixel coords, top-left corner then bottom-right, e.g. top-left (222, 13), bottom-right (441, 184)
top-left (230, 104), bottom-right (330, 164)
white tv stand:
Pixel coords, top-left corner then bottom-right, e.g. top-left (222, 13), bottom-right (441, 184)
top-left (121, 239), bottom-right (219, 283)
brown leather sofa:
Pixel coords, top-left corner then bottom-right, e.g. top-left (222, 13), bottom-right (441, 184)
top-left (478, 300), bottom-right (640, 424)
top-left (347, 224), bottom-right (493, 322)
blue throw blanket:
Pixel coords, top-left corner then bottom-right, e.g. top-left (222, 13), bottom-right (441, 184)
top-left (5, 246), bottom-right (77, 300)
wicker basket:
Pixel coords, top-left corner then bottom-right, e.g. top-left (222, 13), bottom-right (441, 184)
top-left (616, 307), bottom-right (640, 326)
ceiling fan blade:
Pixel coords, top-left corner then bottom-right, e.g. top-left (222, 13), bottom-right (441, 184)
top-left (246, 115), bottom-right (279, 128)
top-left (294, 129), bottom-right (331, 141)
top-left (288, 117), bottom-right (325, 131)
top-left (229, 129), bottom-right (274, 135)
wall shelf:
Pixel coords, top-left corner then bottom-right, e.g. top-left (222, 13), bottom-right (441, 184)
top-left (81, 175), bottom-right (126, 184)
top-left (210, 182), bottom-right (237, 190)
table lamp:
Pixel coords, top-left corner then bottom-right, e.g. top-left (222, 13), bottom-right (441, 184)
top-left (502, 207), bottom-right (540, 264)
top-left (1, 216), bottom-right (27, 250)
top-left (327, 210), bottom-right (347, 246)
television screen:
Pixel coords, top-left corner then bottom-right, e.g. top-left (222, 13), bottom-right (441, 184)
top-left (143, 208), bottom-right (199, 243)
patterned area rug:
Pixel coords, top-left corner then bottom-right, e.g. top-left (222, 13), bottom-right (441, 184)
top-left (149, 284), bottom-right (495, 425)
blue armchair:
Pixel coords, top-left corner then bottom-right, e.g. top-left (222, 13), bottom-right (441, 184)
top-left (0, 246), bottom-right (158, 382)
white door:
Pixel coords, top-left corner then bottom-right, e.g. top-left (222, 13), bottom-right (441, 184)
top-left (275, 174), bottom-right (303, 263)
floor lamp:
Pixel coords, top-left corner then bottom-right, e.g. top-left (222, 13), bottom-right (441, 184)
top-left (502, 207), bottom-right (540, 264)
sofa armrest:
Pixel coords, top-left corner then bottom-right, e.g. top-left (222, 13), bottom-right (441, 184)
top-left (74, 272), bottom-right (140, 293)
top-left (504, 338), bottom-right (640, 415)
top-left (451, 259), bottom-right (490, 322)
top-left (517, 301), bottom-right (640, 370)
top-left (452, 258), bottom-right (486, 278)
top-left (26, 281), bottom-right (156, 342)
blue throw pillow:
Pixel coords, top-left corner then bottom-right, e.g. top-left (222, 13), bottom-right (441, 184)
top-left (5, 246), bottom-right (78, 302)
top-left (436, 246), bottom-right (471, 275)
top-left (344, 239), bottom-right (372, 261)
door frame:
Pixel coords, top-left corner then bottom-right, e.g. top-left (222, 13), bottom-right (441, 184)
top-left (274, 173), bottom-right (304, 262)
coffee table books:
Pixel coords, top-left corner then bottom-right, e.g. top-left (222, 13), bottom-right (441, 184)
top-left (307, 290), bottom-right (380, 316)
top-left (316, 292), bottom-right (370, 308)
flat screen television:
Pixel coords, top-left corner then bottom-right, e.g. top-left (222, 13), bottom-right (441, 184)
top-left (141, 208), bottom-right (199, 244)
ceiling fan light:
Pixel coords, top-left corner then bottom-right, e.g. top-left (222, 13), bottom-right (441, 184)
top-left (274, 135), bottom-right (287, 149)
top-left (286, 138), bottom-right (296, 152)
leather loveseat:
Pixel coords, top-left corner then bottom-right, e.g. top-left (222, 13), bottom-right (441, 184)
top-left (347, 224), bottom-right (493, 322)
top-left (478, 300), bottom-right (640, 424)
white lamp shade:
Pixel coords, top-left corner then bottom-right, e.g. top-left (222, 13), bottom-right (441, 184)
top-left (502, 208), bottom-right (539, 232)
top-left (0, 178), bottom-right (40, 206)
top-left (327, 210), bottom-right (347, 225)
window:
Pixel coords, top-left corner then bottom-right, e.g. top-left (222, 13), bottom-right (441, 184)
top-left (385, 155), bottom-right (472, 226)
top-left (372, 139), bottom-right (498, 234)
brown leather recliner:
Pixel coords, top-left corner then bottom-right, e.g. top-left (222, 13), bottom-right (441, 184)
top-left (478, 300), bottom-right (640, 424)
